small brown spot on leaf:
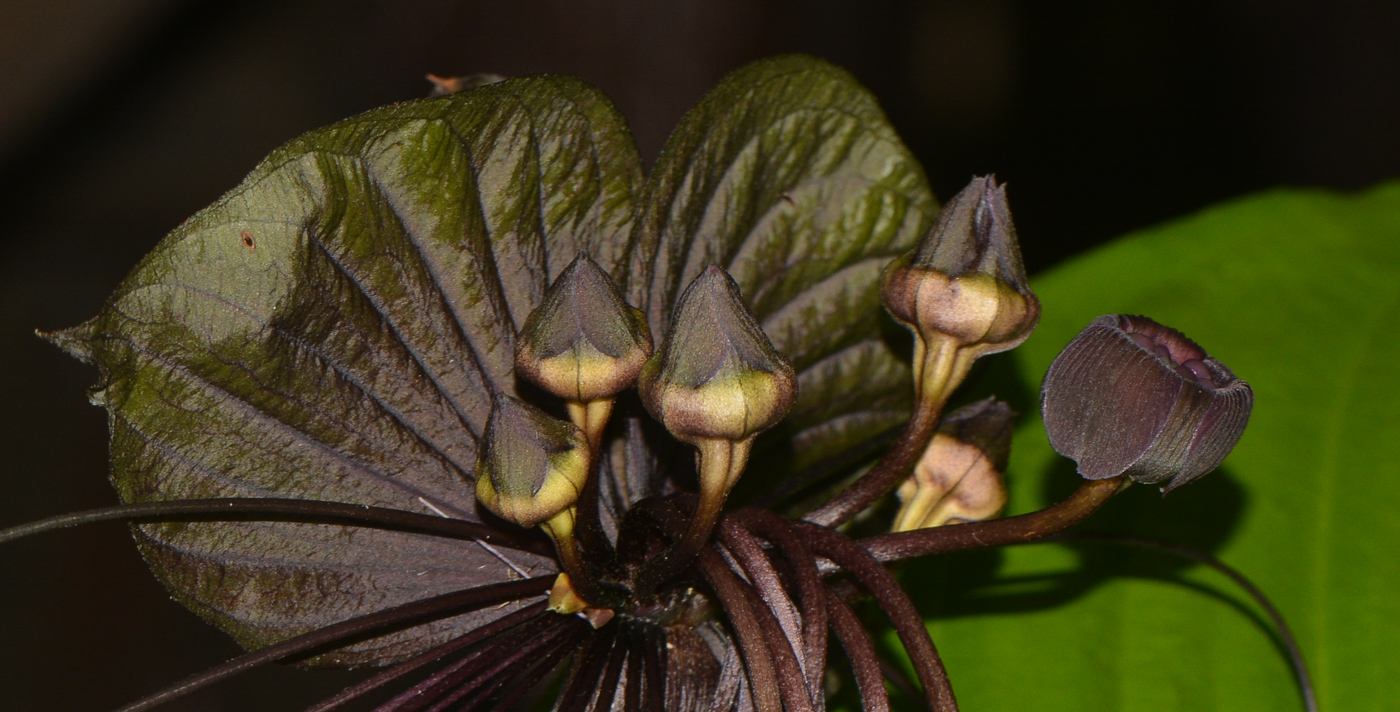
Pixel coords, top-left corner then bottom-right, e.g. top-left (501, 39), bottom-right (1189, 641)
top-left (780, 192), bottom-right (795, 205)
top-left (241, 231), bottom-right (256, 250)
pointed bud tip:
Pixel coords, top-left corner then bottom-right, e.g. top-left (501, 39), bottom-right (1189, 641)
top-left (638, 266), bottom-right (796, 444)
top-left (476, 395), bottom-right (590, 528)
top-left (515, 253), bottom-right (653, 402)
top-left (882, 175), bottom-right (1038, 352)
top-left (1041, 315), bottom-right (1253, 491)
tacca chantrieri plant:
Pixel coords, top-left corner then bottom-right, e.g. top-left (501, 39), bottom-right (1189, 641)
top-left (2, 55), bottom-right (1293, 712)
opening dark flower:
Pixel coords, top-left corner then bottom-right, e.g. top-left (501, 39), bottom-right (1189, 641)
top-left (1040, 314), bottom-right (1255, 492)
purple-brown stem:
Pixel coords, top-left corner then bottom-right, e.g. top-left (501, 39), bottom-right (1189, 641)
top-left (729, 509), bottom-right (829, 703)
top-left (824, 587), bottom-right (892, 712)
top-left (0, 497), bottom-right (553, 556)
top-left (695, 547), bottom-right (784, 712)
top-left (804, 399), bottom-right (942, 527)
top-left (860, 476), bottom-right (1126, 563)
top-left (793, 521), bottom-right (959, 712)
top-left (717, 519), bottom-right (810, 681)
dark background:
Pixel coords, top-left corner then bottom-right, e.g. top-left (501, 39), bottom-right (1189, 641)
top-left (1, 1), bottom-right (1397, 709)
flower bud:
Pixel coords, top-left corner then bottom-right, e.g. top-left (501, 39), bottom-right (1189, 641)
top-left (476, 395), bottom-right (591, 527)
top-left (1041, 315), bottom-right (1253, 492)
top-left (893, 398), bottom-right (1013, 531)
top-left (638, 266), bottom-right (797, 445)
top-left (515, 253), bottom-right (653, 403)
top-left (881, 175), bottom-right (1039, 353)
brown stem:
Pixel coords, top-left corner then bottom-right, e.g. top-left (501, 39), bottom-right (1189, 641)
top-left (570, 398), bottom-right (617, 566)
top-left (803, 398), bottom-right (943, 528)
top-left (716, 519), bottom-right (810, 683)
top-left (695, 548), bottom-right (783, 712)
top-left (732, 508), bottom-right (828, 700)
top-left (717, 549), bottom-right (819, 712)
top-left (634, 439), bottom-right (745, 593)
top-left (793, 521), bottom-right (959, 712)
top-left (824, 586), bottom-right (892, 712)
top-left (0, 498), bottom-right (552, 556)
top-left (860, 476), bottom-right (1126, 563)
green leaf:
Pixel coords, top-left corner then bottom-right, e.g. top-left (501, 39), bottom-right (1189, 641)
top-left (896, 182), bottom-right (1400, 711)
top-left (631, 54), bottom-right (937, 490)
top-left (67, 75), bottom-right (642, 664)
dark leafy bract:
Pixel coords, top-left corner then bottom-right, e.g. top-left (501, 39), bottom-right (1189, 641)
top-left (50, 75), bottom-right (642, 665)
top-left (629, 55), bottom-right (938, 491)
top-left (48, 55), bottom-right (939, 670)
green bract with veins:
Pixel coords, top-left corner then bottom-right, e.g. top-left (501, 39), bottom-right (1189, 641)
top-left (49, 55), bottom-right (935, 669)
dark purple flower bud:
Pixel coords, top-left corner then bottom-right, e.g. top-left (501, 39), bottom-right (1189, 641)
top-left (638, 266), bottom-right (797, 446)
top-left (1041, 315), bottom-right (1253, 492)
top-left (515, 253), bottom-right (653, 403)
top-left (881, 175), bottom-right (1040, 354)
top-left (476, 395), bottom-right (590, 527)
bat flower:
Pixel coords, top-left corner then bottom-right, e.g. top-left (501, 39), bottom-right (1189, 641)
top-left (2, 55), bottom-right (1280, 712)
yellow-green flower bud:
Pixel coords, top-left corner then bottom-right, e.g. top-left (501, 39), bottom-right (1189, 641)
top-left (892, 398), bottom-right (1013, 531)
top-left (638, 266), bottom-right (796, 446)
top-left (515, 253), bottom-right (653, 403)
top-left (881, 175), bottom-right (1040, 354)
top-left (475, 395), bottom-right (590, 528)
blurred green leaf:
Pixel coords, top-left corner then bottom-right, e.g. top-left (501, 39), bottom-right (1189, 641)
top-left (894, 182), bottom-right (1400, 711)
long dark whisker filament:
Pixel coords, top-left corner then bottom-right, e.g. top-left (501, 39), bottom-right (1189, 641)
top-left (376, 613), bottom-right (568, 712)
top-left (1046, 532), bottom-right (1318, 712)
top-left (716, 519), bottom-right (810, 685)
top-left (481, 627), bottom-right (584, 712)
top-left (694, 547), bottom-right (783, 712)
top-left (115, 575), bottom-right (553, 712)
top-left (824, 586), bottom-right (891, 712)
top-left (733, 508), bottom-right (829, 702)
top-left (423, 621), bottom-right (584, 712)
top-left (0, 498), bottom-right (552, 556)
top-left (304, 601), bottom-right (550, 712)
top-left (795, 521), bottom-right (959, 712)
top-left (640, 623), bottom-right (668, 712)
top-left (586, 633), bottom-right (630, 712)
top-left (558, 625), bottom-right (620, 712)
top-left (623, 627), bottom-right (646, 712)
